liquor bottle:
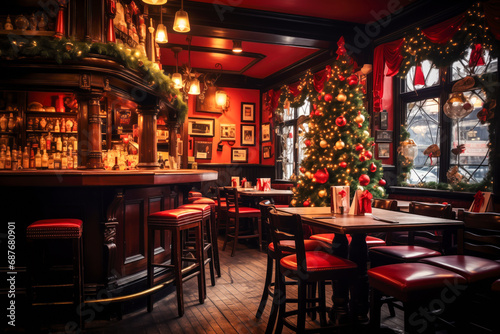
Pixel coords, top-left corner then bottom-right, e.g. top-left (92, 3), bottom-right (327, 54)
top-left (48, 153), bottom-right (54, 169)
top-left (40, 135), bottom-right (46, 152)
top-left (56, 136), bottom-right (62, 152)
top-left (5, 147), bottom-right (12, 170)
top-left (158, 154), bottom-right (164, 169)
top-left (67, 152), bottom-right (73, 169)
top-left (23, 147), bottom-right (29, 169)
top-left (112, 157), bottom-right (119, 170)
top-left (61, 152), bottom-right (67, 170)
top-left (0, 150), bottom-right (5, 169)
top-left (55, 119), bottom-right (60, 132)
top-left (54, 153), bottom-right (61, 169)
top-left (11, 146), bottom-right (17, 170)
top-left (73, 152), bottom-right (78, 169)
top-left (61, 118), bottom-right (66, 133)
top-left (29, 149), bottom-right (35, 169)
top-left (62, 136), bottom-right (68, 152)
top-left (46, 132), bottom-right (53, 151)
top-left (41, 150), bottom-right (48, 169)
top-left (35, 149), bottom-right (42, 169)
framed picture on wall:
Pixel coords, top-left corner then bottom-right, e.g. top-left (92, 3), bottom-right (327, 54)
top-left (377, 143), bottom-right (390, 159)
top-left (263, 146), bottom-right (272, 159)
top-left (188, 117), bottom-right (215, 137)
top-left (194, 140), bottom-right (212, 159)
top-left (196, 86), bottom-right (223, 114)
top-left (375, 130), bottom-right (393, 142)
top-left (261, 123), bottom-right (271, 143)
top-left (241, 124), bottom-right (255, 146)
top-left (220, 124), bottom-right (236, 141)
top-left (231, 148), bottom-right (248, 163)
top-left (241, 102), bottom-right (255, 122)
top-left (379, 110), bottom-right (388, 130)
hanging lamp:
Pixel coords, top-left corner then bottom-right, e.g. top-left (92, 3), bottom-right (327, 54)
top-left (155, 5), bottom-right (168, 44)
top-left (232, 40), bottom-right (242, 53)
top-left (173, 0), bottom-right (190, 33)
top-left (171, 47), bottom-right (183, 89)
top-left (142, 0), bottom-right (167, 5)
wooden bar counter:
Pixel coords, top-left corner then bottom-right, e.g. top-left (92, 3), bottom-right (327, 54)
top-left (0, 169), bottom-right (217, 299)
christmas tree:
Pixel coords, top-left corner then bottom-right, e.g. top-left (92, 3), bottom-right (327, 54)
top-left (291, 39), bottom-right (385, 207)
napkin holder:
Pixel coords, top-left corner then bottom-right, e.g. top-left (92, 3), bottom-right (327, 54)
top-left (330, 186), bottom-right (350, 214)
top-left (348, 189), bottom-right (372, 216)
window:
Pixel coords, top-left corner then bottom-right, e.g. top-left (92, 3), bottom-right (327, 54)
top-left (398, 48), bottom-right (496, 188)
top-left (276, 100), bottom-right (311, 180)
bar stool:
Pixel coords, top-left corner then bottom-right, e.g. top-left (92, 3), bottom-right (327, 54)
top-left (147, 208), bottom-right (205, 317)
top-left (177, 203), bottom-right (216, 288)
top-left (26, 218), bottom-right (84, 330)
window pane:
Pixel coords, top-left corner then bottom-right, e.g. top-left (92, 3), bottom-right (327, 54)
top-left (282, 107), bottom-right (295, 122)
top-left (277, 124), bottom-right (295, 180)
top-left (450, 90), bottom-right (489, 183)
top-left (403, 60), bottom-right (440, 93)
top-left (451, 48), bottom-right (498, 81)
top-left (405, 98), bottom-right (441, 184)
top-left (297, 100), bottom-right (311, 117)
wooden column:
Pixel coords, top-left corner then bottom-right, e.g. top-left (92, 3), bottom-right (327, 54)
top-left (137, 104), bottom-right (159, 169)
top-left (167, 121), bottom-right (180, 168)
top-left (77, 92), bottom-right (103, 169)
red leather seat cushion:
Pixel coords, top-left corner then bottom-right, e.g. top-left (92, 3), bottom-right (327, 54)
top-left (178, 204), bottom-right (211, 214)
top-left (27, 219), bottom-right (83, 239)
top-left (149, 208), bottom-right (201, 220)
top-left (192, 198), bottom-right (216, 205)
top-left (420, 255), bottom-right (500, 283)
top-left (268, 239), bottom-right (331, 254)
top-left (368, 263), bottom-right (467, 302)
top-left (310, 233), bottom-right (385, 247)
top-left (228, 207), bottom-right (260, 214)
top-left (214, 200), bottom-right (227, 207)
top-left (492, 279), bottom-right (500, 292)
top-left (370, 246), bottom-right (441, 261)
top-left (281, 251), bottom-right (357, 272)
top-left (188, 191), bottom-right (202, 198)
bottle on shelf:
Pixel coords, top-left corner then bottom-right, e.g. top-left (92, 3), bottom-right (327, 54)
top-left (55, 119), bottom-right (60, 132)
top-left (23, 147), bottom-right (29, 169)
top-left (112, 156), bottom-right (120, 170)
top-left (48, 153), bottom-right (54, 169)
top-left (35, 149), bottom-right (42, 169)
top-left (41, 150), bottom-right (48, 169)
top-left (29, 148), bottom-right (35, 169)
top-left (11, 146), bottom-right (17, 170)
top-left (61, 118), bottom-right (66, 133)
top-left (40, 135), bottom-right (46, 152)
top-left (73, 152), bottom-right (78, 169)
top-left (67, 151), bottom-right (73, 169)
top-left (5, 147), bottom-right (12, 169)
top-left (56, 136), bottom-right (62, 152)
top-left (61, 152), bottom-right (67, 170)
top-left (46, 132), bottom-right (53, 151)
top-left (54, 153), bottom-right (61, 169)
top-left (0, 149), bottom-right (5, 169)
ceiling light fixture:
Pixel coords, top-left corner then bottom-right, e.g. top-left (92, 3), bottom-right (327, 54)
top-left (173, 0), bottom-right (190, 33)
top-left (142, 0), bottom-right (167, 5)
top-left (155, 5), bottom-right (168, 44)
top-left (232, 40), bottom-right (242, 53)
top-left (171, 47), bottom-right (183, 89)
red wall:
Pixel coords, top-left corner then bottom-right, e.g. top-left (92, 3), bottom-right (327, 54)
top-left (261, 92), bottom-right (275, 166)
top-left (186, 87), bottom-right (261, 164)
top-left (376, 65), bottom-right (395, 165)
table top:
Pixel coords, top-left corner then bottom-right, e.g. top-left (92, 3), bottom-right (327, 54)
top-left (237, 188), bottom-right (293, 196)
top-left (276, 207), bottom-right (463, 234)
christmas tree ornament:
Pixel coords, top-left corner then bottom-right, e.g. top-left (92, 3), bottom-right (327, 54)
top-left (359, 154), bottom-right (366, 162)
top-left (400, 139), bottom-right (418, 160)
top-left (318, 189), bottom-right (326, 197)
top-left (348, 75), bottom-right (359, 85)
top-left (378, 179), bottom-right (386, 186)
top-left (423, 144), bottom-right (441, 165)
top-left (336, 93), bottom-right (347, 102)
top-left (451, 144), bottom-right (466, 155)
top-left (138, 60), bottom-right (144, 67)
top-left (305, 171), bottom-right (312, 179)
top-left (303, 200), bottom-right (310, 207)
top-left (335, 116), bottom-right (347, 127)
top-left (335, 140), bottom-right (345, 150)
top-left (313, 168), bottom-right (329, 184)
top-left (320, 140), bottom-right (328, 148)
top-left (291, 199), bottom-right (297, 206)
top-left (338, 74), bottom-right (345, 81)
top-left (65, 42), bottom-right (74, 51)
top-left (363, 130), bottom-right (370, 137)
top-left (443, 92), bottom-right (474, 119)
top-left (288, 132), bottom-right (293, 138)
top-left (364, 150), bottom-right (373, 159)
top-left (355, 144), bottom-right (364, 152)
top-left (324, 94), bottom-right (333, 102)
top-left (446, 166), bottom-right (464, 185)
top-left (369, 162), bottom-right (377, 172)
top-left (354, 111), bottom-right (365, 127)
top-left (359, 174), bottom-right (370, 186)
top-left (305, 139), bottom-right (311, 146)
top-left (315, 110), bottom-right (322, 116)
top-left (339, 161), bottom-right (347, 168)
top-left (299, 167), bottom-right (305, 173)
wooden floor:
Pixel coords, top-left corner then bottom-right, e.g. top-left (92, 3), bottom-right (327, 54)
top-left (83, 236), bottom-right (405, 334)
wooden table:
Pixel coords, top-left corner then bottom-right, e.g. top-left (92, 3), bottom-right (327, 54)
top-left (237, 188), bottom-right (293, 206)
top-left (276, 207), bottom-right (463, 323)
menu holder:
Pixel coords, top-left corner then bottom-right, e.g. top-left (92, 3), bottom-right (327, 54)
top-left (231, 176), bottom-right (240, 188)
top-left (469, 191), bottom-right (493, 212)
top-left (257, 178), bottom-right (271, 191)
top-left (330, 186), bottom-right (350, 214)
top-left (348, 189), bottom-right (372, 216)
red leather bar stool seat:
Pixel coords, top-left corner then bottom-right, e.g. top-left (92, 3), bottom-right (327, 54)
top-left (310, 233), bottom-right (386, 247)
top-left (26, 218), bottom-right (84, 331)
top-left (281, 251), bottom-right (357, 273)
top-left (368, 263), bottom-right (467, 334)
top-left (188, 191), bottom-right (203, 198)
top-left (228, 206), bottom-right (261, 215)
top-left (189, 197), bottom-right (216, 204)
top-left (369, 245), bottom-right (442, 266)
top-left (420, 255), bottom-right (500, 284)
top-left (147, 208), bottom-right (205, 317)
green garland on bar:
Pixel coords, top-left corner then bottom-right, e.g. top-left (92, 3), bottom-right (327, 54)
top-left (0, 36), bottom-right (188, 122)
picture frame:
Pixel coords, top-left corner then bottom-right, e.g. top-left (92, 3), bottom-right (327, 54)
top-left (241, 102), bottom-right (255, 122)
top-left (241, 124), bottom-right (256, 146)
top-left (188, 117), bottom-right (215, 137)
top-left (375, 130), bottom-right (393, 143)
top-left (194, 140), bottom-right (212, 160)
top-left (380, 110), bottom-right (388, 130)
top-left (377, 143), bottom-right (390, 159)
top-left (263, 146), bottom-right (272, 159)
top-left (231, 148), bottom-right (248, 163)
top-left (196, 85), bottom-right (223, 114)
top-left (220, 124), bottom-right (236, 141)
top-left (261, 123), bottom-right (271, 143)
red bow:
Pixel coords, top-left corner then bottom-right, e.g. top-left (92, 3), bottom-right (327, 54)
top-left (358, 190), bottom-right (373, 214)
top-left (339, 189), bottom-right (347, 198)
top-left (472, 191), bottom-right (484, 212)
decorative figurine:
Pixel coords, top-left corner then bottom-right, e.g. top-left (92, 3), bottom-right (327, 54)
top-left (15, 14), bottom-right (29, 31)
top-left (29, 13), bottom-right (37, 30)
top-left (4, 15), bottom-right (14, 30)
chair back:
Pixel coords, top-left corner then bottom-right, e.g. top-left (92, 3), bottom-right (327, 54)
top-left (372, 199), bottom-right (398, 211)
top-left (409, 201), bottom-right (454, 219)
top-left (259, 199), bottom-right (273, 226)
top-left (268, 208), bottom-right (306, 272)
top-left (224, 187), bottom-right (239, 212)
top-left (460, 211), bottom-right (500, 259)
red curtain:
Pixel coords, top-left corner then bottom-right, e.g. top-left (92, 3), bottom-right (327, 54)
top-left (373, 39), bottom-right (404, 112)
top-left (288, 81), bottom-right (302, 97)
top-left (484, 0), bottom-right (500, 40)
top-left (422, 14), bottom-right (466, 44)
top-left (313, 69), bottom-right (328, 93)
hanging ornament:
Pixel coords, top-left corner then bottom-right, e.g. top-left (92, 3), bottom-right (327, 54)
top-left (65, 42), bottom-right (74, 51)
top-left (305, 171), bottom-right (312, 179)
top-left (378, 179), bottom-right (386, 186)
top-left (347, 75), bottom-right (358, 86)
top-left (364, 150), bottom-right (373, 160)
top-left (446, 166), bottom-right (464, 185)
top-left (355, 144), bottom-right (364, 152)
top-left (291, 199), bottom-right (297, 206)
top-left (400, 139), bottom-right (418, 161)
top-left (338, 74), bottom-right (345, 81)
top-left (339, 162), bottom-right (347, 168)
top-left (313, 104), bottom-right (317, 110)
top-left (335, 140), bottom-right (345, 150)
top-left (369, 162), bottom-right (377, 172)
top-left (138, 60), bottom-right (144, 67)
top-left (359, 174), bottom-right (370, 186)
top-left (451, 144), bottom-right (466, 155)
top-left (315, 110), bottom-right (322, 116)
top-left (359, 154), bottom-right (366, 162)
top-left (324, 94), bottom-right (333, 102)
top-left (320, 140), bottom-right (328, 148)
top-left (443, 92), bottom-right (474, 119)
top-left (288, 132), bottom-right (293, 139)
top-left (303, 200), bottom-right (310, 207)
top-left (335, 116), bottom-right (347, 127)
top-left (336, 93), bottom-right (347, 102)
top-left (363, 130), bottom-right (370, 137)
top-left (305, 139), bottom-right (311, 147)
top-left (299, 167), bottom-right (305, 173)
top-left (423, 144), bottom-right (441, 165)
top-left (354, 111), bottom-right (365, 128)
top-left (318, 189), bottom-right (326, 198)
top-left (477, 99), bottom-right (495, 124)
top-left (313, 168), bottom-right (329, 184)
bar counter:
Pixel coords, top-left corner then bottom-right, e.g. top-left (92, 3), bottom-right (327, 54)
top-left (0, 169), bottom-right (218, 300)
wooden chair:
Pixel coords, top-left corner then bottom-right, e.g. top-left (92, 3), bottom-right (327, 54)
top-left (267, 208), bottom-right (357, 333)
top-left (213, 186), bottom-right (228, 233)
top-left (372, 198), bottom-right (398, 211)
top-left (222, 187), bottom-right (262, 257)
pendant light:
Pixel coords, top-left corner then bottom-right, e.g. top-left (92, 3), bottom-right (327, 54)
top-left (188, 78), bottom-right (201, 95)
top-left (171, 47), bottom-right (183, 89)
top-left (155, 5), bottom-right (168, 44)
top-left (142, 0), bottom-right (167, 4)
top-left (232, 40), bottom-right (242, 53)
top-left (173, 0), bottom-right (190, 33)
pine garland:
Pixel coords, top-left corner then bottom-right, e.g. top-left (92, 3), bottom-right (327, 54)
top-left (0, 36), bottom-right (188, 122)
top-left (397, 125), bottom-right (413, 185)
